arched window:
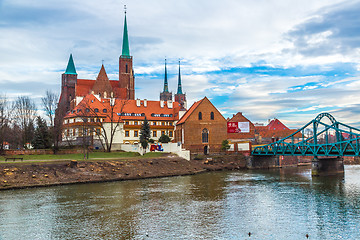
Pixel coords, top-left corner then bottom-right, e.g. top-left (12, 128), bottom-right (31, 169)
top-left (126, 64), bottom-right (128, 73)
top-left (210, 112), bottom-right (214, 120)
top-left (202, 128), bottom-right (209, 143)
top-left (198, 112), bottom-right (202, 120)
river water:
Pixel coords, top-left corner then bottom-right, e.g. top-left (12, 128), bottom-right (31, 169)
top-left (1, 165), bottom-right (360, 240)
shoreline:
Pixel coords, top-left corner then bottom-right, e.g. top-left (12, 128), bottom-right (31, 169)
top-left (0, 155), bottom-right (246, 191)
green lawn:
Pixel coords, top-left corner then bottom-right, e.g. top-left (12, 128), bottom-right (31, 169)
top-left (0, 151), bottom-right (166, 162)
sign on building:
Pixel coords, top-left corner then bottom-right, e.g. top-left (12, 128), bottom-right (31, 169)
top-left (227, 122), bottom-right (250, 133)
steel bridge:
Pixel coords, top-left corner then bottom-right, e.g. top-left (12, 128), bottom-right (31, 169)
top-left (252, 113), bottom-right (360, 157)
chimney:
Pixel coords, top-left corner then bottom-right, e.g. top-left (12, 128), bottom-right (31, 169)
top-left (144, 99), bottom-right (147, 107)
top-left (160, 100), bottom-right (164, 108)
top-left (136, 99), bottom-right (140, 107)
top-left (167, 100), bottom-right (173, 109)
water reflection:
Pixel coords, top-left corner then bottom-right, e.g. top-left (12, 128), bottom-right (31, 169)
top-left (1, 166), bottom-right (360, 239)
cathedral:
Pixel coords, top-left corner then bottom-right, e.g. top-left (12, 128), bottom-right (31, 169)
top-left (58, 12), bottom-right (186, 115)
top-left (58, 12), bottom-right (187, 147)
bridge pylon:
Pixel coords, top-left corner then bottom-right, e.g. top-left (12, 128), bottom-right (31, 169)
top-left (311, 156), bottom-right (344, 176)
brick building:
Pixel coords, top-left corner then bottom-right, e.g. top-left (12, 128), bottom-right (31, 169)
top-left (255, 118), bottom-right (301, 144)
top-left (175, 97), bottom-right (227, 154)
top-left (58, 12), bottom-right (187, 149)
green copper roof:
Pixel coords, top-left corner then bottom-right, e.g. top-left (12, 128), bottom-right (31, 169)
top-left (177, 60), bottom-right (183, 94)
top-left (65, 54), bottom-right (77, 75)
top-left (121, 14), bottom-right (130, 57)
top-left (163, 59), bottom-right (169, 92)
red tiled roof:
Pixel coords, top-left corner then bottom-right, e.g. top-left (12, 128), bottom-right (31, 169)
top-left (75, 79), bottom-right (126, 98)
top-left (267, 119), bottom-right (289, 131)
top-left (65, 94), bottom-right (181, 122)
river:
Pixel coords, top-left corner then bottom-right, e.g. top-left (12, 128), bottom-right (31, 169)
top-left (1, 165), bottom-right (360, 240)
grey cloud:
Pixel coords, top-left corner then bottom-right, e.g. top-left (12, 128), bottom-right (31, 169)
top-left (286, 0), bottom-right (360, 56)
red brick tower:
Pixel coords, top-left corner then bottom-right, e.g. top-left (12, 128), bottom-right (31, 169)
top-left (60, 54), bottom-right (77, 113)
top-left (119, 11), bottom-right (135, 100)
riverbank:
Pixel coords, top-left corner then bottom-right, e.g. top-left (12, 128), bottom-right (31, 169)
top-left (0, 154), bottom-right (246, 190)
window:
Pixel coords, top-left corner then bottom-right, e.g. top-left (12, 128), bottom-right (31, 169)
top-left (134, 130), bottom-right (138, 137)
top-left (125, 121), bottom-right (129, 125)
top-left (162, 122), bottom-right (165, 126)
top-left (134, 121), bottom-right (138, 125)
top-left (153, 122), bottom-right (157, 126)
top-left (94, 108), bottom-right (99, 113)
top-left (210, 112), bottom-right (214, 120)
top-left (103, 109), bottom-right (107, 113)
top-left (77, 109), bottom-right (81, 113)
top-left (169, 131), bottom-right (173, 137)
top-left (86, 108), bottom-right (90, 113)
top-left (126, 64), bottom-right (128, 73)
top-left (202, 128), bottom-right (209, 143)
top-left (161, 131), bottom-right (165, 135)
top-left (125, 131), bottom-right (130, 137)
top-left (198, 112), bottom-right (202, 120)
top-left (153, 131), bottom-right (157, 137)
top-left (96, 129), bottom-right (100, 135)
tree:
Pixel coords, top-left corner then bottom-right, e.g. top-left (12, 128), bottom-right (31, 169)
top-left (13, 96), bottom-right (37, 148)
top-left (221, 139), bottom-right (230, 151)
top-left (33, 116), bottom-right (52, 149)
top-left (72, 95), bottom-right (128, 152)
top-left (159, 134), bottom-right (170, 143)
top-left (0, 95), bottom-right (10, 153)
top-left (140, 117), bottom-right (151, 152)
top-left (42, 90), bottom-right (58, 127)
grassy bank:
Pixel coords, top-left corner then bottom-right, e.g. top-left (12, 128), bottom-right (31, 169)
top-left (0, 151), bottom-right (165, 163)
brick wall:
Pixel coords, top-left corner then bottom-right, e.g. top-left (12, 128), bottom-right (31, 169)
top-left (179, 97), bottom-right (227, 154)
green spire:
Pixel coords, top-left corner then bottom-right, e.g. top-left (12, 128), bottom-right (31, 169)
top-left (65, 54), bottom-right (77, 75)
top-left (163, 59), bottom-right (169, 93)
top-left (121, 13), bottom-right (130, 57)
top-left (177, 60), bottom-right (183, 94)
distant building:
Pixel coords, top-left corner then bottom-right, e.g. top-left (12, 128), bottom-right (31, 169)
top-left (175, 97), bottom-right (227, 154)
top-left (255, 118), bottom-right (300, 144)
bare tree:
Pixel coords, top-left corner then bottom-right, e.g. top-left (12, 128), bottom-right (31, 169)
top-left (72, 95), bottom-right (127, 152)
top-left (13, 96), bottom-right (37, 148)
top-left (0, 95), bottom-right (10, 153)
top-left (42, 90), bottom-right (58, 127)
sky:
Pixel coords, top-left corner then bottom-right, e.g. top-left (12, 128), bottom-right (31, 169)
top-left (1, 0), bottom-right (360, 128)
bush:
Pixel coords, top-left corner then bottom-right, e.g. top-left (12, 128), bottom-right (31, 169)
top-left (159, 134), bottom-right (170, 143)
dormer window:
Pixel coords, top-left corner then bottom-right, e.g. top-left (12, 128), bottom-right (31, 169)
top-left (94, 108), bottom-right (99, 113)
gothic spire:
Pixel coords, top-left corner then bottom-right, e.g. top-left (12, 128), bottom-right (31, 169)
top-left (163, 59), bottom-right (169, 93)
top-left (65, 54), bottom-right (77, 75)
top-left (177, 60), bottom-right (183, 94)
top-left (121, 6), bottom-right (130, 57)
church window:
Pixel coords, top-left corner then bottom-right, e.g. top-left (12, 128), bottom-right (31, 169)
top-left (94, 108), bottom-right (99, 113)
top-left (202, 129), bottom-right (209, 143)
top-left (198, 112), bottom-right (202, 120)
top-left (103, 109), bottom-right (107, 113)
top-left (210, 112), bottom-right (214, 120)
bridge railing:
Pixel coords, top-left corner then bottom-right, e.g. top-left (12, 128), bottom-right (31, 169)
top-left (252, 113), bottom-right (360, 156)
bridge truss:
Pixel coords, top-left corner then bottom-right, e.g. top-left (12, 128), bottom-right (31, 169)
top-left (252, 113), bottom-right (360, 157)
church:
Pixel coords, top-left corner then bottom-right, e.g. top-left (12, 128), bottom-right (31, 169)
top-left (58, 12), bottom-right (187, 149)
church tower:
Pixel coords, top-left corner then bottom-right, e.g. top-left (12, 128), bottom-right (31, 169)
top-left (174, 60), bottom-right (187, 110)
top-left (160, 59), bottom-right (172, 101)
top-left (60, 54), bottom-right (78, 113)
top-left (119, 9), bottom-right (135, 100)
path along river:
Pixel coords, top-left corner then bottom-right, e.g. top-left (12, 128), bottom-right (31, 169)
top-left (1, 165), bottom-right (360, 240)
